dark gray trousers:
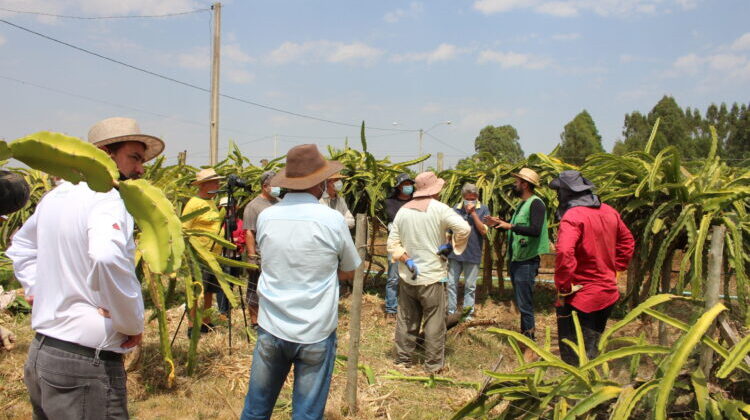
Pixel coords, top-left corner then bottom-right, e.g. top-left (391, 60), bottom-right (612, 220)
top-left (24, 335), bottom-right (129, 420)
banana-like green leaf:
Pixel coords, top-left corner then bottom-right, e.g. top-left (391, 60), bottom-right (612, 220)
top-left (644, 117), bottom-right (661, 155)
top-left (184, 229), bottom-right (237, 250)
top-left (562, 386), bottom-right (621, 420)
top-left (599, 294), bottom-right (678, 352)
top-left (691, 368), bottom-right (709, 419)
top-left (179, 206), bottom-right (210, 223)
top-left (608, 380), bottom-right (659, 420)
top-left (716, 332), bottom-right (750, 379)
top-left (654, 303), bottom-right (726, 420)
top-left (581, 345), bottom-right (670, 372)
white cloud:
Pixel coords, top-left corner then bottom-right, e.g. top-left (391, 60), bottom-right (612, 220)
top-left (673, 53), bottom-right (704, 74)
top-left (477, 50), bottom-right (552, 69)
top-left (383, 2), bottom-right (423, 23)
top-left (473, 0), bottom-right (535, 14)
top-left (669, 52), bottom-right (749, 79)
top-left (175, 43), bottom-right (255, 84)
top-left (550, 32), bottom-right (582, 41)
top-left (0, 0), bottom-right (201, 21)
top-left (0, 35), bottom-right (6, 46)
top-left (226, 68), bottom-right (254, 84)
top-left (731, 33), bottom-right (750, 51)
top-left (223, 44), bottom-right (254, 64)
top-left (266, 40), bottom-right (383, 66)
top-left (390, 44), bottom-right (466, 63)
top-left (421, 103), bottom-right (443, 114)
top-left (457, 108), bottom-right (528, 129)
top-left (473, 0), bottom-right (698, 17)
top-left (535, 2), bottom-right (578, 17)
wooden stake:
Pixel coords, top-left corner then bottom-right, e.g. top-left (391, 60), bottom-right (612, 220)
top-left (345, 213), bottom-right (368, 414)
top-left (700, 225), bottom-right (725, 377)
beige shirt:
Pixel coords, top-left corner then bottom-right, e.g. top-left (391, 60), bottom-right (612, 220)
top-left (387, 199), bottom-right (471, 286)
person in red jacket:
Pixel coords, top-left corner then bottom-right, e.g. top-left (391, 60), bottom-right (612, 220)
top-left (551, 170), bottom-right (635, 365)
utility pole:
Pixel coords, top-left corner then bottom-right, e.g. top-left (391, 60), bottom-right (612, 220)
top-left (437, 152), bottom-right (444, 172)
top-left (273, 134), bottom-right (278, 158)
top-left (418, 128), bottom-right (424, 172)
top-left (209, 2), bottom-right (221, 165)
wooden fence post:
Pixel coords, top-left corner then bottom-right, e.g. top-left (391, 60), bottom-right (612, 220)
top-left (345, 214), bottom-right (368, 415)
top-left (700, 225), bottom-right (725, 377)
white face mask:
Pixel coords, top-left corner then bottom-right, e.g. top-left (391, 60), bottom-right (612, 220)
top-left (319, 180), bottom-right (329, 199)
top-left (333, 180), bottom-right (344, 192)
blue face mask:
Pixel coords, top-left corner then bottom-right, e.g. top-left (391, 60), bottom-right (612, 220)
top-left (270, 186), bottom-right (281, 197)
top-left (401, 185), bottom-right (414, 196)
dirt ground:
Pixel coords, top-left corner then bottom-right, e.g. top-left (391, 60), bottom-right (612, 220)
top-left (0, 280), bottom-right (680, 420)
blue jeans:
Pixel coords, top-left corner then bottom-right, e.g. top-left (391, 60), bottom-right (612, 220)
top-left (446, 260), bottom-right (480, 315)
top-left (509, 258), bottom-right (540, 338)
top-left (385, 258), bottom-right (399, 314)
top-left (241, 327), bottom-right (337, 420)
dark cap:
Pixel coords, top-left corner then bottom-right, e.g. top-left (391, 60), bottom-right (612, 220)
top-left (394, 173), bottom-right (414, 187)
top-left (550, 170), bottom-right (595, 192)
top-left (259, 170), bottom-right (276, 186)
top-left (0, 170), bottom-right (30, 216)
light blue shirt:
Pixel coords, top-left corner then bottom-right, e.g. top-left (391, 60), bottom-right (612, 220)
top-left (256, 192), bottom-right (361, 344)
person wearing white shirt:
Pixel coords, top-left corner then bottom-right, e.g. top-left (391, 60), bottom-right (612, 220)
top-left (240, 144), bottom-right (361, 420)
top-left (7, 117), bottom-right (164, 420)
top-left (387, 171), bottom-right (471, 374)
top-left (319, 172), bottom-right (355, 229)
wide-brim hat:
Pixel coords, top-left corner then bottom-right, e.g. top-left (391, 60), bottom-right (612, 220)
top-left (192, 168), bottom-right (225, 185)
top-left (550, 170), bottom-right (595, 192)
top-left (511, 167), bottom-right (541, 187)
top-left (412, 171), bottom-right (445, 198)
top-left (88, 117), bottom-right (164, 162)
top-left (270, 144), bottom-right (343, 190)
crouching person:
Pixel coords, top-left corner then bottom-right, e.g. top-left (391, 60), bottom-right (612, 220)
top-left (240, 145), bottom-right (361, 420)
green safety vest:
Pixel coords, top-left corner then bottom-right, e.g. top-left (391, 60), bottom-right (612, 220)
top-left (508, 195), bottom-right (549, 262)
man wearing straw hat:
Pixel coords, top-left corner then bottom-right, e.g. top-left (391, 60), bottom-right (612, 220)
top-left (7, 117), bottom-right (164, 419)
top-left (240, 144), bottom-right (361, 420)
top-left (182, 168), bottom-right (225, 337)
top-left (387, 171), bottom-right (471, 374)
top-left (485, 168), bottom-right (549, 343)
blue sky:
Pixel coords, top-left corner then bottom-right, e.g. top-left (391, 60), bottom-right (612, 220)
top-left (1, 0), bottom-right (749, 168)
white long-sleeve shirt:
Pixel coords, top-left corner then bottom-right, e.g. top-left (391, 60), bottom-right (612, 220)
top-left (387, 199), bottom-right (471, 286)
top-left (7, 181), bottom-right (144, 353)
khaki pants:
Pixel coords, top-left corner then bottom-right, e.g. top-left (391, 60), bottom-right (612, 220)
top-left (395, 281), bottom-right (446, 373)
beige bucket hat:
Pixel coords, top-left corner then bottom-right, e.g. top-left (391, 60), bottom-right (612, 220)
top-left (270, 144), bottom-right (343, 190)
top-left (192, 168), bottom-right (225, 185)
top-left (511, 168), bottom-right (541, 187)
top-left (412, 171), bottom-right (446, 198)
top-left (88, 117), bottom-right (164, 162)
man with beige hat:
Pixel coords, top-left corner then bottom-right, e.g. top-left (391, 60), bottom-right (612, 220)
top-left (240, 144), bottom-right (361, 420)
top-left (386, 171), bottom-right (471, 374)
top-left (485, 168), bottom-right (549, 342)
top-left (182, 167), bottom-right (225, 336)
top-left (7, 117), bottom-right (164, 419)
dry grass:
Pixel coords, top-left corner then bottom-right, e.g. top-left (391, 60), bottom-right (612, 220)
top-left (1, 282), bottom-right (660, 420)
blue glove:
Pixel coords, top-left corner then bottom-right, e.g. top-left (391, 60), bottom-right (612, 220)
top-left (405, 258), bottom-right (419, 279)
top-left (437, 243), bottom-right (453, 257)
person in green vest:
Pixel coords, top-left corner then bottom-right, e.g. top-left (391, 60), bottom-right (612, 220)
top-left (485, 168), bottom-right (548, 340)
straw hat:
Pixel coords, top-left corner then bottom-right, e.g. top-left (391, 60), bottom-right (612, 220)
top-left (88, 117), bottom-right (164, 162)
top-left (412, 171), bottom-right (445, 198)
top-left (192, 168), bottom-right (225, 185)
top-left (270, 144), bottom-right (343, 190)
top-left (511, 168), bottom-right (541, 187)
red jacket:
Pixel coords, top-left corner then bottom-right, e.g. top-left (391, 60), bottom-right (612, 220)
top-left (555, 203), bottom-right (635, 313)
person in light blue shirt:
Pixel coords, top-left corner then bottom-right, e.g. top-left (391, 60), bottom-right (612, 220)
top-left (241, 144), bottom-right (361, 420)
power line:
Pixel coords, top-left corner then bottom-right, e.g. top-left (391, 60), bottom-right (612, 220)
top-left (0, 18), bottom-right (418, 133)
top-left (0, 6), bottom-right (210, 20)
top-left (0, 74), bottom-right (263, 139)
top-left (425, 132), bottom-right (471, 155)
